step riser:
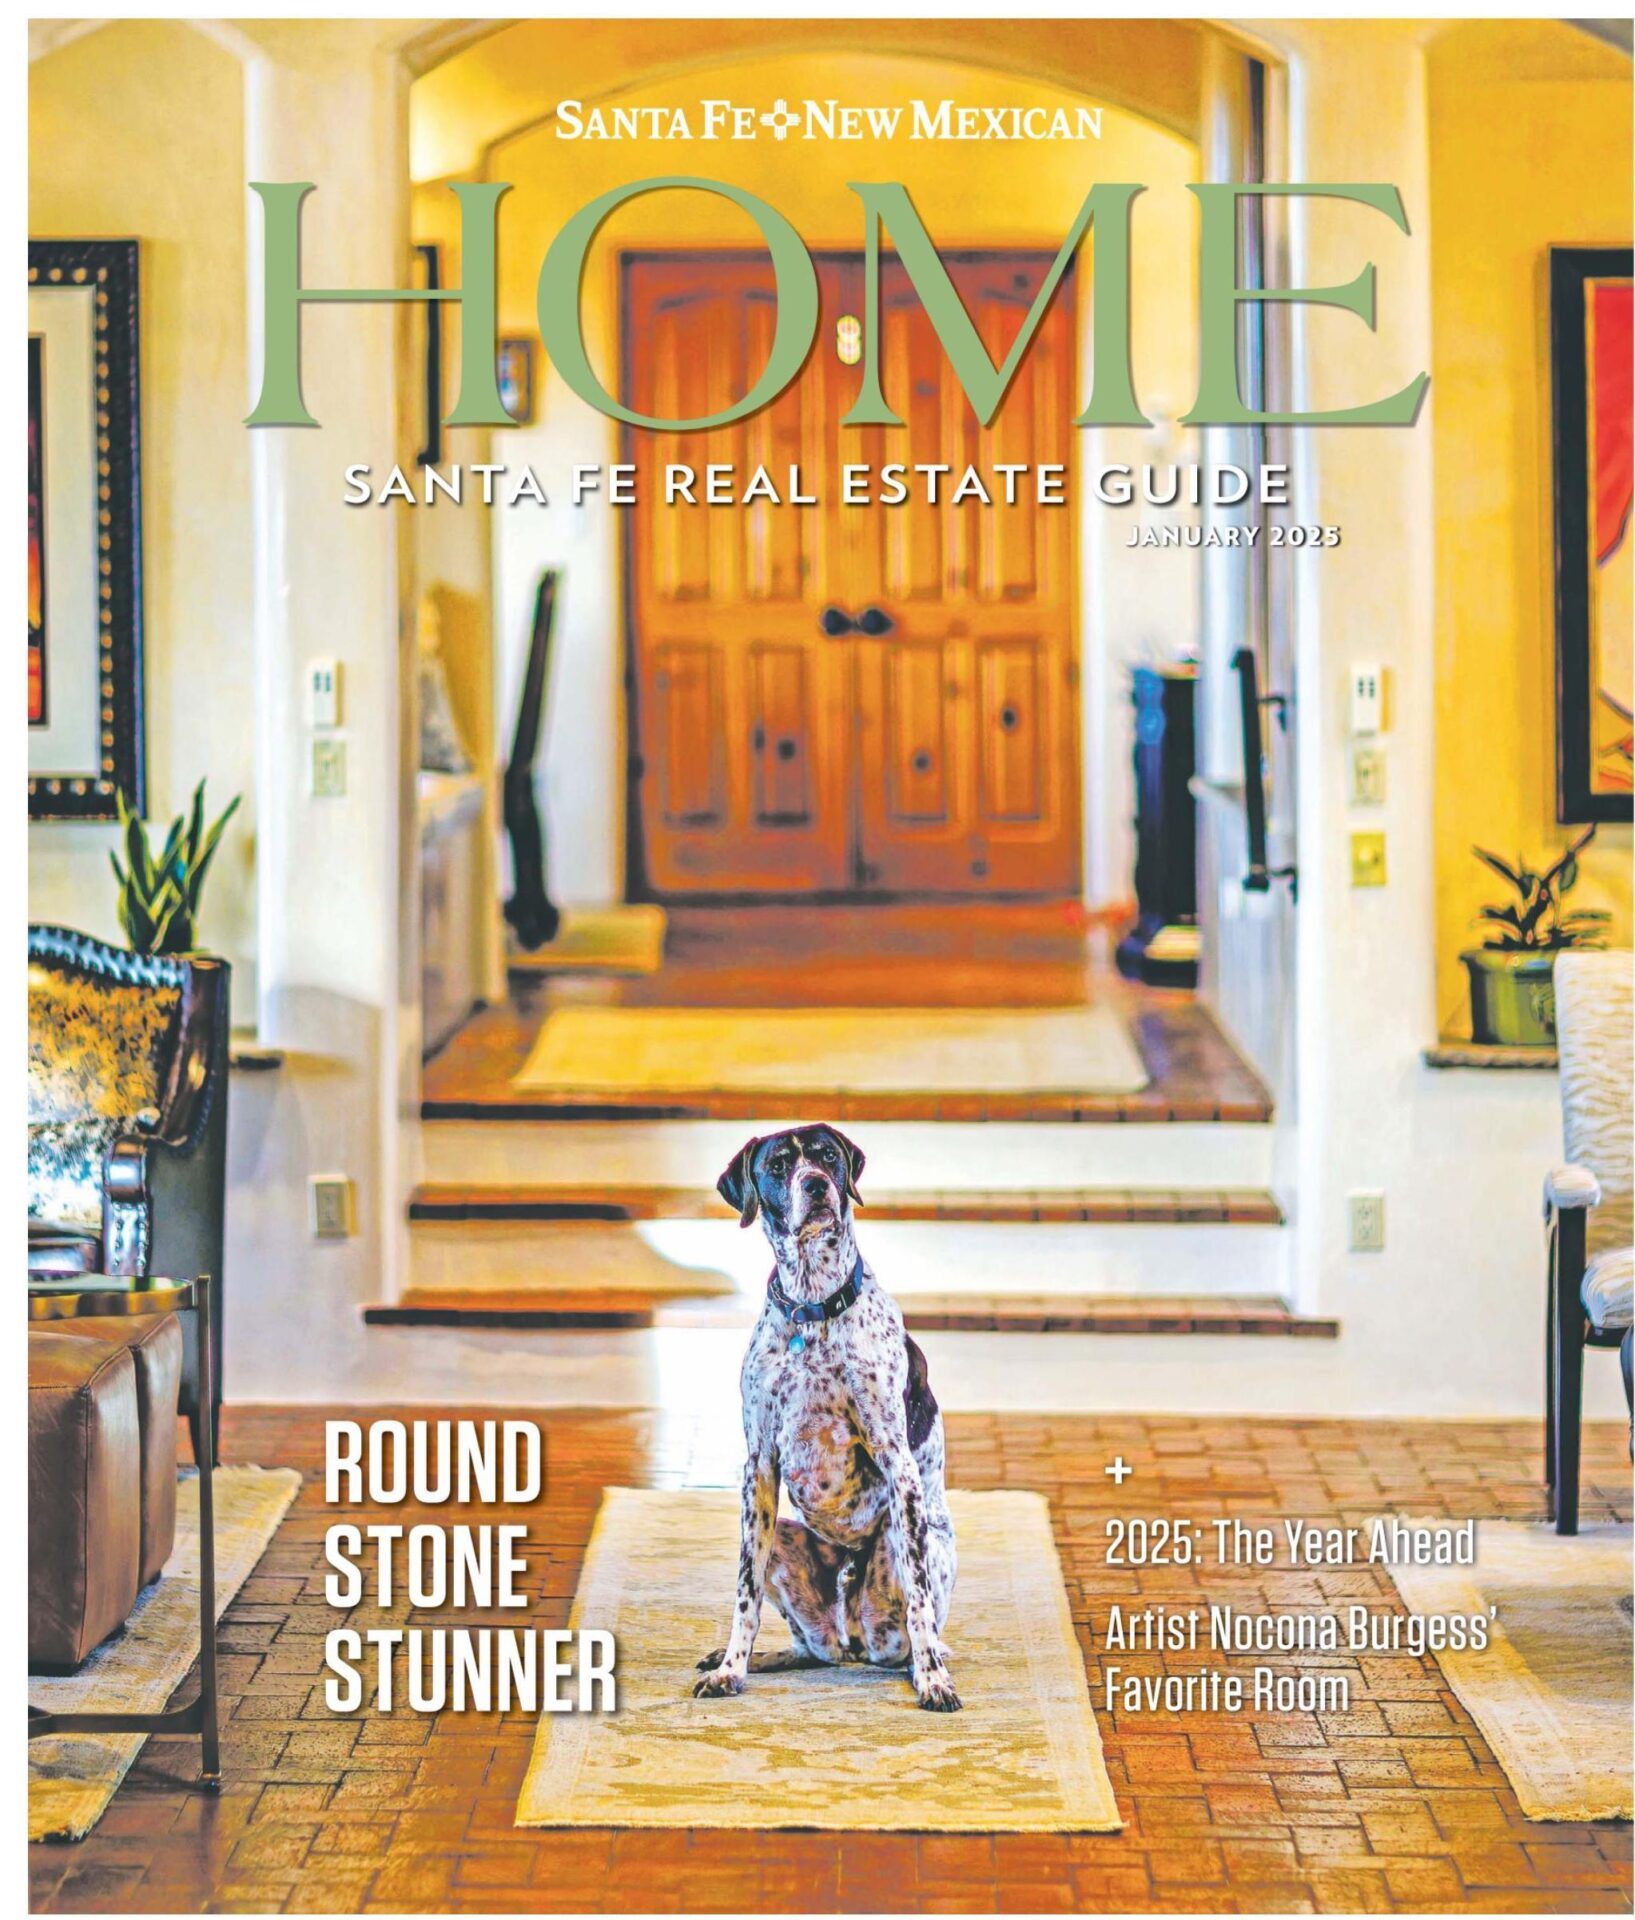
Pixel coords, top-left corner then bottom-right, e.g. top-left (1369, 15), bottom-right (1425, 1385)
top-left (410, 1219), bottom-right (1289, 1302)
top-left (420, 1118), bottom-right (1277, 1192)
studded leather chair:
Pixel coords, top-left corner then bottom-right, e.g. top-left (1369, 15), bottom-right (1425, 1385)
top-left (27, 925), bottom-right (229, 1464)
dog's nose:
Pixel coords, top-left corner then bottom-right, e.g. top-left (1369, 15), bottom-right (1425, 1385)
top-left (801, 1173), bottom-right (829, 1201)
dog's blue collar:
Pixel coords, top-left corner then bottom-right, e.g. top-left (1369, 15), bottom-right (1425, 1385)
top-left (768, 1250), bottom-right (865, 1331)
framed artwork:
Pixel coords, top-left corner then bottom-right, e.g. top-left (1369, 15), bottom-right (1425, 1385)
top-left (496, 336), bottom-right (537, 425)
top-left (27, 239), bottom-right (144, 819)
top-left (1550, 246), bottom-right (1632, 823)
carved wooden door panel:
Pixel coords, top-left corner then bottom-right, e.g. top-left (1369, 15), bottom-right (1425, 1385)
top-left (624, 251), bottom-right (1080, 898)
top-left (625, 254), bottom-right (853, 895)
top-left (849, 254), bottom-right (1080, 894)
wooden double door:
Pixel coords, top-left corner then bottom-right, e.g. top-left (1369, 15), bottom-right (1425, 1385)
top-left (624, 250), bottom-right (1080, 898)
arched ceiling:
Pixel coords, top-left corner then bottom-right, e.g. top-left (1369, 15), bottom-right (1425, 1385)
top-left (408, 17), bottom-right (1208, 181)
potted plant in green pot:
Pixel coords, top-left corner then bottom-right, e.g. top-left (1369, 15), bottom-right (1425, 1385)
top-left (1462, 824), bottom-right (1607, 1047)
top-left (110, 780), bottom-right (241, 955)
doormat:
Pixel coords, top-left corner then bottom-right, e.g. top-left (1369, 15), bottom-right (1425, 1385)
top-left (516, 1488), bottom-right (1122, 1832)
top-left (1388, 1520), bottom-right (1632, 1822)
top-left (508, 906), bottom-right (667, 975)
top-left (512, 1004), bottom-right (1148, 1098)
top-left (28, 1465), bottom-right (302, 1842)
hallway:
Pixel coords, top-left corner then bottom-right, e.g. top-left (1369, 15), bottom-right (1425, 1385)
top-left (29, 1405), bottom-right (1633, 1915)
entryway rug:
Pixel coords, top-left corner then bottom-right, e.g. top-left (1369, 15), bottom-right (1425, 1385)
top-left (516, 1487), bottom-right (1121, 1832)
top-left (512, 1005), bottom-right (1148, 1098)
top-left (28, 1464), bottom-right (302, 1842)
top-left (508, 905), bottom-right (667, 975)
top-left (1389, 1520), bottom-right (1632, 1822)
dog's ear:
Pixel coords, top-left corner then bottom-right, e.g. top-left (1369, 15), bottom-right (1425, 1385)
top-left (717, 1136), bottom-right (762, 1229)
top-left (827, 1126), bottom-right (866, 1207)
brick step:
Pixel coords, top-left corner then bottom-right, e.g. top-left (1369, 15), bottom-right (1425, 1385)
top-left (408, 1183), bottom-right (1285, 1227)
top-left (422, 1089), bottom-right (1274, 1123)
top-left (363, 1289), bottom-right (1333, 1337)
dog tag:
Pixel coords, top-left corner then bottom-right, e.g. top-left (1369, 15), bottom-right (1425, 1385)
top-left (789, 1334), bottom-right (806, 1354)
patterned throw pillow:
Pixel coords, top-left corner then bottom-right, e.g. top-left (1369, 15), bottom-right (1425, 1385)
top-left (27, 1115), bottom-right (123, 1229)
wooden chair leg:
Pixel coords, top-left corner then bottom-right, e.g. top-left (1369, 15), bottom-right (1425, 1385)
top-left (1551, 1211), bottom-right (1587, 1535)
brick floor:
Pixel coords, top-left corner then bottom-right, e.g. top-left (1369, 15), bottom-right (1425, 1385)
top-left (28, 1407), bottom-right (1633, 1915)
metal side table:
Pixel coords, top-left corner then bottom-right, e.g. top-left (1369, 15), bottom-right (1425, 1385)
top-left (27, 1273), bottom-right (220, 1787)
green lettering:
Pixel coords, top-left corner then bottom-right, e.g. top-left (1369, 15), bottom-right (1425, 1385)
top-left (1185, 183), bottom-right (1428, 426)
top-left (538, 178), bottom-right (818, 429)
top-left (246, 182), bottom-right (508, 428)
top-left (842, 181), bottom-right (1147, 428)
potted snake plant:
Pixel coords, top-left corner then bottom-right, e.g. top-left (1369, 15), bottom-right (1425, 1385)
top-left (110, 780), bottom-right (241, 956)
top-left (1462, 824), bottom-right (1607, 1047)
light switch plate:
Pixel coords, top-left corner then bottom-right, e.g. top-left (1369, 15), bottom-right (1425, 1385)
top-left (308, 659), bottom-right (342, 729)
top-left (1350, 662), bottom-right (1384, 735)
top-left (309, 1174), bottom-right (354, 1238)
top-left (1350, 746), bottom-right (1386, 806)
top-left (1350, 830), bottom-right (1387, 886)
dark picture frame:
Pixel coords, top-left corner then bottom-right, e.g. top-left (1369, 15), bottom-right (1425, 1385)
top-left (416, 242), bottom-right (443, 468)
top-left (27, 238), bottom-right (144, 820)
top-left (1549, 245), bottom-right (1632, 824)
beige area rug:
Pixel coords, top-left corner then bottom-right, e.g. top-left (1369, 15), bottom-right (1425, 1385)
top-left (517, 1488), bottom-right (1121, 1832)
top-left (1389, 1520), bottom-right (1632, 1822)
top-left (29, 1465), bottom-right (302, 1842)
top-left (512, 1005), bottom-right (1148, 1098)
top-left (509, 906), bottom-right (667, 975)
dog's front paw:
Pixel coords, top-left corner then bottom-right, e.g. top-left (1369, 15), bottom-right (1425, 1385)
top-left (692, 1666), bottom-right (746, 1699)
top-left (915, 1668), bottom-right (963, 1712)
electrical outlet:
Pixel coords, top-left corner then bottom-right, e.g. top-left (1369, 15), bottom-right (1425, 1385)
top-left (312, 736), bottom-right (347, 798)
top-left (309, 1174), bottom-right (354, 1239)
top-left (1350, 830), bottom-right (1387, 886)
top-left (1350, 746), bottom-right (1386, 806)
top-left (1348, 1191), bottom-right (1386, 1253)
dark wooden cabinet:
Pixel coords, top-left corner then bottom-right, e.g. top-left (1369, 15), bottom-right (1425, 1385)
top-left (1116, 666), bottom-right (1199, 988)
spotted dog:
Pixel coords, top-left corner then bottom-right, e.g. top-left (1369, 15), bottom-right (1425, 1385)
top-left (694, 1125), bottom-right (960, 1712)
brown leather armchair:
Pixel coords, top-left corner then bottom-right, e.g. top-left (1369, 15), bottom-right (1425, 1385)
top-left (27, 925), bottom-right (230, 1464)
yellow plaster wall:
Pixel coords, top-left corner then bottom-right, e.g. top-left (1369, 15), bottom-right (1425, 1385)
top-left (28, 22), bottom-right (256, 979)
top-left (1428, 22), bottom-right (1632, 1033)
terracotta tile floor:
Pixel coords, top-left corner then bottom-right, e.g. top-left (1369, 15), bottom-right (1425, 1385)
top-left (29, 1407), bottom-right (1632, 1915)
top-left (420, 907), bottom-right (1272, 1124)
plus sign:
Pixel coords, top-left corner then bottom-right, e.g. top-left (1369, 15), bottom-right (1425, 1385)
top-left (1104, 1456), bottom-right (1133, 1486)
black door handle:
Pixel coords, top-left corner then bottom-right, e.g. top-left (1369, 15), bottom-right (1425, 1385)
top-left (855, 606), bottom-right (895, 637)
top-left (819, 606), bottom-right (854, 638)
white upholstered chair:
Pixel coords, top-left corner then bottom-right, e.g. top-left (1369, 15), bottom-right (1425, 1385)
top-left (1544, 950), bottom-right (1633, 1534)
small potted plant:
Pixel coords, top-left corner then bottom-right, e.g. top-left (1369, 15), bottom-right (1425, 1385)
top-left (1462, 824), bottom-right (1607, 1047)
top-left (110, 780), bottom-right (241, 956)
